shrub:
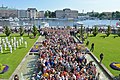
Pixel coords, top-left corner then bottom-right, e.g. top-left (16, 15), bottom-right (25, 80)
top-left (67, 26), bottom-right (71, 29)
top-left (4, 26), bottom-right (11, 36)
top-left (19, 26), bottom-right (24, 36)
top-left (92, 26), bottom-right (98, 36)
top-left (78, 25), bottom-right (84, 37)
top-left (117, 28), bottom-right (120, 37)
top-left (32, 25), bottom-right (38, 37)
top-left (106, 25), bottom-right (111, 37)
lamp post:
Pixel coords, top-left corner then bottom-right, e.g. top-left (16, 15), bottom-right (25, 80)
top-left (57, 22), bottom-right (59, 28)
top-left (2, 17), bottom-right (5, 27)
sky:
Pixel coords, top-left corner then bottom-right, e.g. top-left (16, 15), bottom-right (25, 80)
top-left (0, 0), bottom-right (120, 13)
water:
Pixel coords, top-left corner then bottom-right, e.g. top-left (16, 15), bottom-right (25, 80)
top-left (82, 20), bottom-right (118, 27)
top-left (0, 19), bottom-right (119, 28)
top-left (38, 19), bottom-right (118, 27)
top-left (20, 19), bottom-right (119, 27)
top-left (19, 19), bottom-right (76, 27)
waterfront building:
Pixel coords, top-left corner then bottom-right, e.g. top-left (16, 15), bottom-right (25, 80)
top-left (0, 5), bottom-right (18, 18)
top-left (18, 10), bottom-right (27, 18)
top-left (37, 11), bottom-right (44, 18)
top-left (27, 8), bottom-right (37, 19)
top-left (55, 8), bottom-right (78, 19)
top-left (55, 10), bottom-right (64, 18)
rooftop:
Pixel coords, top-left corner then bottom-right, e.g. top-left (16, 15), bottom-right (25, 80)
top-left (0, 6), bottom-right (17, 10)
top-left (27, 8), bottom-right (37, 11)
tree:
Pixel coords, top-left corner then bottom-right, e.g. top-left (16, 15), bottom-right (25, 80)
top-left (44, 11), bottom-right (56, 18)
top-left (115, 11), bottom-right (120, 19)
top-left (80, 25), bottom-right (84, 36)
top-left (44, 10), bottom-right (52, 18)
top-left (67, 26), bottom-right (71, 29)
top-left (106, 25), bottom-right (111, 37)
top-left (77, 25), bottom-right (85, 42)
top-left (44, 11), bottom-right (48, 18)
top-left (51, 12), bottom-right (56, 18)
top-left (94, 13), bottom-right (99, 17)
top-left (117, 28), bottom-right (120, 37)
top-left (112, 12), bottom-right (116, 19)
top-left (32, 25), bottom-right (38, 37)
top-left (48, 11), bottom-right (52, 18)
top-left (90, 12), bottom-right (99, 17)
top-left (4, 26), bottom-right (11, 36)
top-left (98, 13), bottom-right (107, 19)
top-left (19, 26), bottom-right (24, 36)
top-left (92, 26), bottom-right (98, 36)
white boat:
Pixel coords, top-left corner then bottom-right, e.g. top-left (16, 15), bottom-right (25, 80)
top-left (41, 22), bottom-right (49, 28)
top-left (10, 22), bottom-right (19, 26)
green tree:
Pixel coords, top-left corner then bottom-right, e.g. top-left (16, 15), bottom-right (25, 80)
top-left (67, 26), bottom-right (71, 29)
top-left (80, 25), bottom-right (84, 36)
top-left (51, 12), bottom-right (56, 18)
top-left (48, 11), bottom-right (52, 18)
top-left (92, 26), bottom-right (98, 36)
top-left (90, 12), bottom-right (99, 17)
top-left (19, 26), bottom-right (24, 36)
top-left (112, 12), bottom-right (115, 19)
top-left (115, 11), bottom-right (120, 19)
top-left (44, 11), bottom-right (48, 18)
top-left (98, 13), bottom-right (106, 19)
top-left (106, 25), bottom-right (111, 37)
top-left (44, 10), bottom-right (53, 18)
top-left (32, 25), bottom-right (38, 37)
top-left (44, 10), bottom-right (57, 18)
top-left (77, 25), bottom-right (84, 37)
top-left (117, 28), bottom-right (120, 37)
top-left (4, 26), bottom-right (11, 36)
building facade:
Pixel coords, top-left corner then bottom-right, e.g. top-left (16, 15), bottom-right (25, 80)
top-left (18, 10), bottom-right (27, 18)
top-left (55, 10), bottom-right (64, 18)
top-left (0, 7), bottom-right (78, 19)
top-left (0, 6), bottom-right (18, 18)
top-left (37, 11), bottom-right (44, 18)
top-left (27, 8), bottom-right (37, 19)
top-left (55, 8), bottom-right (78, 19)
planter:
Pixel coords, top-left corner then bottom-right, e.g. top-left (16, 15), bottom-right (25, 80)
top-left (30, 48), bottom-right (39, 52)
top-left (0, 65), bottom-right (9, 74)
top-left (110, 62), bottom-right (120, 71)
top-left (30, 45), bottom-right (40, 52)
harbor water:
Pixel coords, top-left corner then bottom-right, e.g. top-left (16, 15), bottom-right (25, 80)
top-left (0, 19), bottom-right (119, 28)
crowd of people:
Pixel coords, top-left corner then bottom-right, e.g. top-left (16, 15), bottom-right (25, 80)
top-left (33, 28), bottom-right (98, 80)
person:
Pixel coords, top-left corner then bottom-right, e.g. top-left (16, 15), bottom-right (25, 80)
top-left (95, 72), bottom-right (100, 80)
top-left (90, 43), bottom-right (94, 52)
top-left (86, 40), bottom-right (89, 46)
top-left (100, 53), bottom-right (104, 63)
top-left (14, 74), bottom-right (19, 80)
